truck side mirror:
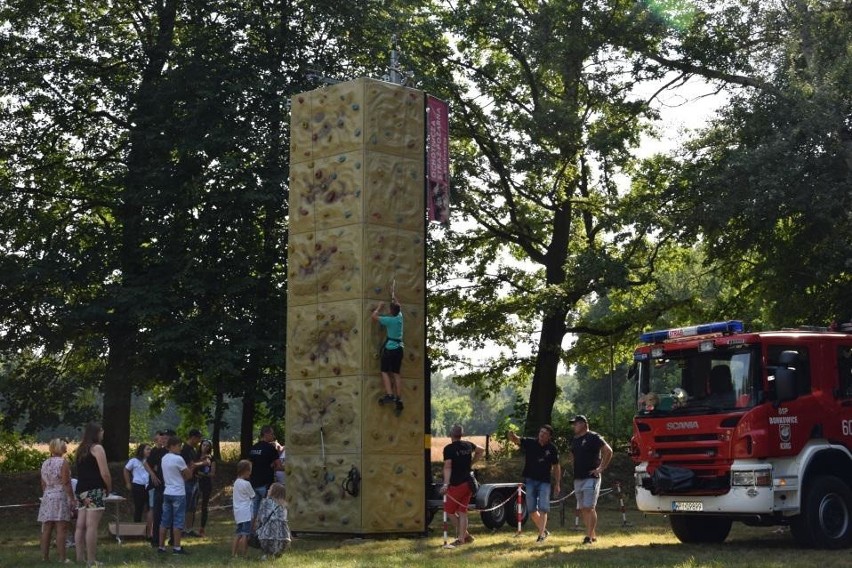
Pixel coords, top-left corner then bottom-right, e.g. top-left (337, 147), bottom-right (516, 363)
top-left (775, 350), bottom-right (799, 402)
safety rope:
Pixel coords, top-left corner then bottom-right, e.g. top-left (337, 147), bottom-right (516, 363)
top-left (442, 487), bottom-right (519, 512)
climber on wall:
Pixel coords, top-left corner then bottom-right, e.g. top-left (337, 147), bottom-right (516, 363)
top-left (371, 297), bottom-right (404, 414)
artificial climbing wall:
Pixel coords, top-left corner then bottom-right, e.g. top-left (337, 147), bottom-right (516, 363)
top-left (285, 78), bottom-right (426, 534)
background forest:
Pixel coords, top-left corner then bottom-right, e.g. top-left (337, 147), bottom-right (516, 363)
top-left (1, 0), bottom-right (850, 460)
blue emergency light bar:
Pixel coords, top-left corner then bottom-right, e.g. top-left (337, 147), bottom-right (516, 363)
top-left (640, 320), bottom-right (744, 344)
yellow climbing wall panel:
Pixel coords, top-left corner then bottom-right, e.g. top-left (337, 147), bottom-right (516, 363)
top-left (286, 78), bottom-right (426, 534)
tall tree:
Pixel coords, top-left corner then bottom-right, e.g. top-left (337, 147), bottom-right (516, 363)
top-left (418, 0), bottom-right (694, 435)
top-left (662, 0), bottom-right (852, 324)
top-left (0, 0), bottom-right (434, 457)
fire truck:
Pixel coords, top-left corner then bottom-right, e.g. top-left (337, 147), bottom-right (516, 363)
top-left (629, 320), bottom-right (852, 548)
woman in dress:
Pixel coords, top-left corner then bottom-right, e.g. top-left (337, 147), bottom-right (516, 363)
top-left (256, 482), bottom-right (291, 558)
top-left (74, 422), bottom-right (111, 567)
top-left (38, 438), bottom-right (75, 563)
top-left (196, 439), bottom-right (216, 537)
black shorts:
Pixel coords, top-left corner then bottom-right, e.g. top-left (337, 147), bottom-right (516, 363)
top-left (381, 347), bottom-right (403, 373)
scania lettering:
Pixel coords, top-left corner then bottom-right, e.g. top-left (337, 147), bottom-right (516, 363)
top-left (630, 320), bottom-right (852, 549)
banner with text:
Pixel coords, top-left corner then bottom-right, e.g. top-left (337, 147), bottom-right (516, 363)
top-left (426, 96), bottom-right (450, 224)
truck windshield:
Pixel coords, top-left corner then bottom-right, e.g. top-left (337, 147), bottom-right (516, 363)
top-left (637, 347), bottom-right (758, 415)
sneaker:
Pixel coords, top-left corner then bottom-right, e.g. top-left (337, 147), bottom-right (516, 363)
top-left (582, 536), bottom-right (593, 544)
top-left (463, 533), bottom-right (475, 544)
top-left (184, 529), bottom-right (199, 537)
top-left (172, 547), bottom-right (189, 555)
top-left (378, 394), bottom-right (395, 405)
top-left (536, 530), bottom-right (549, 542)
top-left (158, 547), bottom-right (167, 553)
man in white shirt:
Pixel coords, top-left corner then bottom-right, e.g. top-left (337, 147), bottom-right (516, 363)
top-left (159, 436), bottom-right (205, 554)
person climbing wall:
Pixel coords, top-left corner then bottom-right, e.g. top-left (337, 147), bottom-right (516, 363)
top-left (371, 297), bottom-right (404, 415)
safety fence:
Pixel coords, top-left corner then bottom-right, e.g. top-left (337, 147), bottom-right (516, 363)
top-left (441, 481), bottom-right (629, 548)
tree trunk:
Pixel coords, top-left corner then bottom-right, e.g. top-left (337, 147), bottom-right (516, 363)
top-left (102, 326), bottom-right (133, 461)
top-left (524, 309), bottom-right (567, 436)
top-left (211, 387), bottom-right (225, 461)
top-left (240, 379), bottom-right (256, 458)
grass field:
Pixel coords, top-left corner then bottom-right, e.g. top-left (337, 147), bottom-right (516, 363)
top-left (4, 448), bottom-right (851, 566)
top-left (3, 494), bottom-right (852, 567)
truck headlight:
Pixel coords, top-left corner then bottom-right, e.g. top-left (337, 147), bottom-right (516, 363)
top-left (732, 470), bottom-right (771, 487)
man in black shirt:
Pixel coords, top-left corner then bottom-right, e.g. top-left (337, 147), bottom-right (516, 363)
top-left (145, 428), bottom-right (174, 547)
top-left (248, 425), bottom-right (283, 528)
top-left (569, 415), bottom-right (613, 544)
top-left (180, 429), bottom-right (203, 536)
top-left (508, 425), bottom-right (561, 542)
top-left (440, 424), bottom-right (484, 546)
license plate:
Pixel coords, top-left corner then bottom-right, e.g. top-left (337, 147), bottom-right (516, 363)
top-left (672, 501), bottom-right (703, 512)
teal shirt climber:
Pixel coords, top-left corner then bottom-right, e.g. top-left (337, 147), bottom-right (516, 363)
top-left (378, 313), bottom-right (403, 350)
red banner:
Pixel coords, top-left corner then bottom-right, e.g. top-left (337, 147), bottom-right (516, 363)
top-left (426, 96), bottom-right (450, 224)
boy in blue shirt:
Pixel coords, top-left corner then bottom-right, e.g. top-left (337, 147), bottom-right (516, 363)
top-left (371, 299), bottom-right (404, 413)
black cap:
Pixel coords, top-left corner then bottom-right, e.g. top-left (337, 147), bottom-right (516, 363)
top-left (568, 415), bottom-right (588, 424)
top-left (188, 429), bottom-right (203, 438)
top-left (158, 428), bottom-right (176, 436)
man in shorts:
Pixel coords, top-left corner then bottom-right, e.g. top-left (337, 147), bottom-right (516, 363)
top-left (180, 429), bottom-right (202, 536)
top-left (248, 425), bottom-right (283, 527)
top-left (145, 429), bottom-right (173, 548)
top-left (371, 298), bottom-right (404, 413)
top-left (569, 415), bottom-right (613, 544)
top-left (508, 424), bottom-right (561, 542)
top-left (440, 424), bottom-right (484, 546)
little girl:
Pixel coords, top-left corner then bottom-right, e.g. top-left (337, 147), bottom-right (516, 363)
top-left (123, 443), bottom-right (150, 530)
top-left (232, 460), bottom-right (255, 558)
top-left (38, 438), bottom-right (75, 563)
top-left (256, 482), bottom-right (291, 557)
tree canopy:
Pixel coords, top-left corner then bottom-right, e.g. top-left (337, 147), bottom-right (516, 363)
top-left (1, 0), bottom-right (849, 447)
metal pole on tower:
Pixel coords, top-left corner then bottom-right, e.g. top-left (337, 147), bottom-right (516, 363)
top-left (390, 35), bottom-right (401, 85)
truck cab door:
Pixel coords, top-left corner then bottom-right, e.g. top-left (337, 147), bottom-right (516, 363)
top-left (767, 345), bottom-right (814, 456)
top-left (829, 344), bottom-right (852, 445)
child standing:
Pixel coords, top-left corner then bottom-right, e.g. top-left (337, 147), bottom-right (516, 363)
top-left (256, 482), bottom-right (291, 558)
top-left (38, 438), bottom-right (75, 563)
top-left (158, 435), bottom-right (200, 555)
top-left (123, 444), bottom-right (151, 531)
top-left (232, 460), bottom-right (255, 558)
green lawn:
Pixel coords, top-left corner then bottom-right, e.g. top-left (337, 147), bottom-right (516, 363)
top-left (4, 500), bottom-right (852, 567)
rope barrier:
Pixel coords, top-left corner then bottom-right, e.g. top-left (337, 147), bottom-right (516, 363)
top-left (0, 502), bottom-right (40, 509)
top-left (443, 488), bottom-right (517, 513)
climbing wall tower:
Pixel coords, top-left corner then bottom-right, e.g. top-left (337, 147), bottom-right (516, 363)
top-left (286, 78), bottom-right (426, 534)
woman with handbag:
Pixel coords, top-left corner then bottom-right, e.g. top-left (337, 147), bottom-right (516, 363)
top-left (255, 483), bottom-right (291, 558)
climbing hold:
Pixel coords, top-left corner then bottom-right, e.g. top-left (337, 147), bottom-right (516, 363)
top-left (352, 103), bottom-right (360, 110)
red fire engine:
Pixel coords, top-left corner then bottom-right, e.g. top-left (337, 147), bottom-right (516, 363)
top-left (630, 320), bottom-right (852, 548)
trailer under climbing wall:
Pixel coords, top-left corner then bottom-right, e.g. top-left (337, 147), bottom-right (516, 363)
top-left (285, 77), bottom-right (426, 534)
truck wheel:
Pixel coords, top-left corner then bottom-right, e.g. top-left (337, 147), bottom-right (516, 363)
top-left (791, 475), bottom-right (852, 549)
top-left (480, 490), bottom-right (508, 530)
top-left (670, 515), bottom-right (732, 543)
